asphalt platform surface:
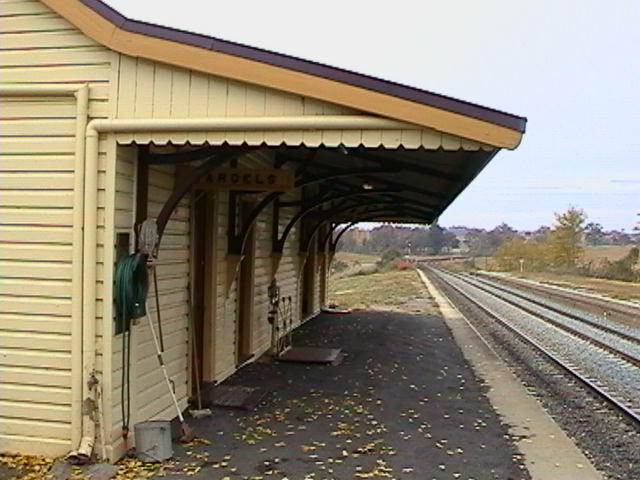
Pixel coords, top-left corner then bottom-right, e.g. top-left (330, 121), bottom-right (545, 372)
top-left (166, 310), bottom-right (530, 480)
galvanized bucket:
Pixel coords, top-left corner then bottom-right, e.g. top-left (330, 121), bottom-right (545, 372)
top-left (134, 420), bottom-right (173, 462)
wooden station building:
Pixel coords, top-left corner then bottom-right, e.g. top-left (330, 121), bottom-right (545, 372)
top-left (0, 0), bottom-right (526, 461)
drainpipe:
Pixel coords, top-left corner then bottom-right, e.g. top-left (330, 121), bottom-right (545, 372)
top-left (0, 84), bottom-right (90, 458)
top-left (77, 113), bottom-right (411, 459)
top-left (68, 96), bottom-right (100, 464)
top-left (71, 85), bottom-right (89, 451)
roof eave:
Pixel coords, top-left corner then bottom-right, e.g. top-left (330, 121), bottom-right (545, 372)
top-left (41, 0), bottom-right (526, 149)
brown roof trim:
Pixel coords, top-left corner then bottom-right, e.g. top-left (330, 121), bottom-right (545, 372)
top-left (82, 0), bottom-right (526, 133)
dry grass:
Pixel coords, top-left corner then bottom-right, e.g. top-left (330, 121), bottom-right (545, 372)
top-left (330, 251), bottom-right (380, 280)
top-left (328, 268), bottom-right (440, 315)
top-left (332, 251), bottom-right (378, 264)
top-left (583, 245), bottom-right (634, 263)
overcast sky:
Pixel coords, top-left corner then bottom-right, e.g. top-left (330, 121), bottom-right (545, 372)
top-left (106, 0), bottom-right (639, 231)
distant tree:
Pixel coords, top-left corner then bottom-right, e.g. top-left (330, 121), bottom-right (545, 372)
top-left (466, 230), bottom-right (497, 256)
top-left (593, 247), bottom-right (639, 282)
top-left (584, 222), bottom-right (605, 246)
top-left (529, 226), bottom-right (551, 243)
top-left (444, 230), bottom-right (460, 250)
top-left (491, 222), bottom-right (517, 238)
top-left (493, 236), bottom-right (549, 272)
top-left (606, 230), bottom-right (633, 246)
top-left (548, 207), bottom-right (587, 269)
top-left (425, 224), bottom-right (446, 254)
top-left (465, 225), bottom-right (512, 257)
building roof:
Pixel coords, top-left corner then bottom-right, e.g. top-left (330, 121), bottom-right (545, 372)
top-left (41, 0), bottom-right (526, 148)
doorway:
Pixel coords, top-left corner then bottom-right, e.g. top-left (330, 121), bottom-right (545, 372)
top-left (191, 192), bottom-right (215, 390)
top-left (236, 201), bottom-right (256, 365)
top-left (301, 244), bottom-right (316, 317)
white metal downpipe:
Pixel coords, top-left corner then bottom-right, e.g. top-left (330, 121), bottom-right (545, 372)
top-left (71, 85), bottom-right (89, 452)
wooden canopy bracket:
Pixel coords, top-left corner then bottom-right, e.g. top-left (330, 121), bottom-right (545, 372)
top-left (271, 252), bottom-right (283, 276)
top-left (274, 189), bottom-right (400, 254)
top-left (327, 221), bottom-right (357, 251)
top-left (156, 147), bottom-right (249, 242)
top-left (228, 192), bottom-right (281, 256)
top-left (297, 251), bottom-right (310, 274)
top-left (225, 253), bottom-right (245, 296)
top-left (304, 203), bottom-right (434, 253)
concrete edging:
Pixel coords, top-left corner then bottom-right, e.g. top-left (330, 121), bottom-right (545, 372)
top-left (416, 269), bottom-right (603, 480)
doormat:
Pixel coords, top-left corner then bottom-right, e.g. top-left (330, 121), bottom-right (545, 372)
top-left (277, 347), bottom-right (343, 365)
top-left (206, 385), bottom-right (267, 410)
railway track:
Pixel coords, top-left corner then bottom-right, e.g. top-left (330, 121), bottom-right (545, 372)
top-left (425, 265), bottom-right (640, 426)
top-left (476, 272), bottom-right (640, 328)
top-left (457, 271), bottom-right (640, 366)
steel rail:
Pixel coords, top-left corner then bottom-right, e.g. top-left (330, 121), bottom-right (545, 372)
top-left (425, 266), bottom-right (640, 426)
top-left (466, 273), bottom-right (640, 344)
top-left (443, 270), bottom-right (640, 367)
top-left (477, 272), bottom-right (640, 318)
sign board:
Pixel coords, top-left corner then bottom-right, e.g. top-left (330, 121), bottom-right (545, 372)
top-left (202, 168), bottom-right (295, 191)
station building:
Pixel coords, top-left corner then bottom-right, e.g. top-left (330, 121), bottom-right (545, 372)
top-left (0, 0), bottom-right (526, 461)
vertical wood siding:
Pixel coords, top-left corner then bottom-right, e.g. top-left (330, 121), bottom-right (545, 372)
top-left (0, 0), bottom-right (111, 457)
top-left (108, 147), bottom-right (191, 456)
top-left (212, 189), bottom-right (237, 381)
top-left (109, 53), bottom-right (486, 150)
top-left (206, 150), bottom-right (306, 383)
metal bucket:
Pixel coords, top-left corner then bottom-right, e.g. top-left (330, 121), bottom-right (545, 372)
top-left (134, 420), bottom-right (173, 462)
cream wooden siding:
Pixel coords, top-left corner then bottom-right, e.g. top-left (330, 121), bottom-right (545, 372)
top-left (108, 146), bottom-right (190, 457)
top-left (110, 53), bottom-right (489, 151)
top-left (242, 151), bottom-right (278, 358)
top-left (205, 149), bottom-right (306, 382)
top-left (0, 0), bottom-right (111, 457)
top-left (275, 190), bottom-right (303, 330)
top-left (212, 189), bottom-right (238, 381)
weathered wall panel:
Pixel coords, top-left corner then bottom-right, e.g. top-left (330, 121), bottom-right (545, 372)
top-left (108, 146), bottom-right (191, 457)
top-left (0, 0), bottom-right (111, 456)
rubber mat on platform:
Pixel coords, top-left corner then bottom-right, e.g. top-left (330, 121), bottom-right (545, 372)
top-left (277, 346), bottom-right (343, 365)
top-left (206, 385), bottom-right (267, 410)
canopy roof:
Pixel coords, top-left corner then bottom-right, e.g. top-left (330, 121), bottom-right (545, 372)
top-left (269, 145), bottom-right (494, 225)
top-left (38, 0), bottom-right (527, 226)
top-left (42, 0), bottom-right (526, 148)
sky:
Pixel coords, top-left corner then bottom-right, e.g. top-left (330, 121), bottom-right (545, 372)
top-left (107, 0), bottom-right (639, 232)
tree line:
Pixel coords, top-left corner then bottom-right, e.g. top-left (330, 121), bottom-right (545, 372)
top-left (337, 207), bottom-right (639, 282)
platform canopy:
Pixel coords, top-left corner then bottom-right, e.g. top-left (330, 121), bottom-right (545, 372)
top-left (42, 0), bottom-right (527, 227)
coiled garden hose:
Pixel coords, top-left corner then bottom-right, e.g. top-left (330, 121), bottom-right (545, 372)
top-left (114, 252), bottom-right (148, 441)
top-left (115, 253), bottom-right (149, 328)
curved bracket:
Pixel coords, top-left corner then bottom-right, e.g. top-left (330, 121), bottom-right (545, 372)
top-left (157, 147), bottom-right (246, 241)
top-left (273, 189), bottom-right (400, 254)
top-left (229, 192), bottom-right (281, 255)
top-left (302, 202), bottom-right (434, 252)
top-left (330, 221), bottom-right (359, 251)
top-left (229, 150), bottom-right (318, 257)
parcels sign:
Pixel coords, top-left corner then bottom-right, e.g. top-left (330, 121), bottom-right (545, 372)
top-left (205, 168), bottom-right (295, 191)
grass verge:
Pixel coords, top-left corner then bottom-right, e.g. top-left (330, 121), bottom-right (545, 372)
top-left (328, 268), bottom-right (439, 315)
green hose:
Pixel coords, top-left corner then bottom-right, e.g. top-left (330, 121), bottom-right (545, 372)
top-left (114, 253), bottom-right (149, 332)
top-left (114, 252), bottom-right (149, 440)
